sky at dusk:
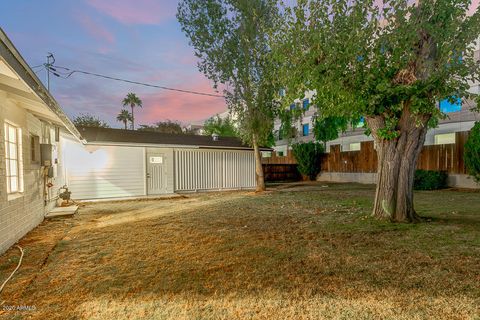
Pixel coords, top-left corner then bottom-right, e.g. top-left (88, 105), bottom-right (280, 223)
top-left (0, 0), bottom-right (227, 127)
top-left (1, 1), bottom-right (479, 128)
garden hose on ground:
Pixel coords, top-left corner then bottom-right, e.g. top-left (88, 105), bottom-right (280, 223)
top-left (0, 245), bottom-right (24, 295)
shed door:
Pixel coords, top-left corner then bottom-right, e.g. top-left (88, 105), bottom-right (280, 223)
top-left (146, 152), bottom-right (167, 195)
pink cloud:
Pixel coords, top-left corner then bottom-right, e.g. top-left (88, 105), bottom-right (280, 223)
top-left (136, 76), bottom-right (227, 124)
top-left (77, 14), bottom-right (115, 44)
top-left (86, 0), bottom-right (175, 25)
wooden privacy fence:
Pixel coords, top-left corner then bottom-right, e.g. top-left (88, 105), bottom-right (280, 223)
top-left (262, 152), bottom-right (299, 181)
top-left (262, 131), bottom-right (470, 180)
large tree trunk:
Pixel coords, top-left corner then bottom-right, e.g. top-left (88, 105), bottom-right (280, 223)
top-left (366, 108), bottom-right (430, 223)
top-left (252, 134), bottom-right (266, 192)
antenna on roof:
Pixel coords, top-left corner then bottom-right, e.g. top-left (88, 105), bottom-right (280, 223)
top-left (45, 53), bottom-right (55, 92)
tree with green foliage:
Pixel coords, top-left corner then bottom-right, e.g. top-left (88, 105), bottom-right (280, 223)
top-left (122, 93), bottom-right (142, 130)
top-left (313, 116), bottom-right (349, 149)
top-left (177, 0), bottom-right (281, 192)
top-left (138, 120), bottom-right (185, 134)
top-left (291, 142), bottom-right (324, 180)
top-left (72, 113), bottom-right (110, 128)
top-left (274, 0), bottom-right (480, 222)
top-left (203, 115), bottom-right (238, 137)
top-left (465, 121), bottom-right (480, 183)
top-left (116, 109), bottom-right (133, 130)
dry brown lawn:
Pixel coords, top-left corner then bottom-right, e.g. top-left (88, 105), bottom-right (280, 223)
top-left (0, 183), bottom-right (479, 320)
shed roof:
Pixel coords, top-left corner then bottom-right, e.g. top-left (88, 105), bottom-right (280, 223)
top-left (77, 126), bottom-right (271, 150)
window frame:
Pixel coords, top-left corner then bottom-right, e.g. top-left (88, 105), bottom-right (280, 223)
top-left (30, 134), bottom-right (40, 164)
top-left (302, 99), bottom-right (309, 110)
top-left (302, 123), bottom-right (309, 136)
top-left (4, 122), bottom-right (23, 194)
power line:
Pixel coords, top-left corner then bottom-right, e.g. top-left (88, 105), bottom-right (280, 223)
top-left (47, 65), bottom-right (225, 98)
top-left (34, 67), bottom-right (45, 75)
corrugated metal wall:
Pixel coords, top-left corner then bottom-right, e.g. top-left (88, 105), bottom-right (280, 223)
top-left (63, 141), bottom-right (145, 199)
top-left (174, 149), bottom-right (255, 191)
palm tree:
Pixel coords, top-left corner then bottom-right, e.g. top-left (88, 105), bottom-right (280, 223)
top-left (116, 109), bottom-right (132, 130)
top-left (122, 93), bottom-right (142, 130)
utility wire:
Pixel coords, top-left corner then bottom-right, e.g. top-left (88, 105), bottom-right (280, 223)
top-left (47, 65), bottom-right (225, 98)
top-left (34, 67), bottom-right (45, 75)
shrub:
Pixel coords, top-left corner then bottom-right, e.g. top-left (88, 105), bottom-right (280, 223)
top-left (291, 142), bottom-right (324, 180)
top-left (464, 122), bottom-right (480, 183)
top-left (414, 170), bottom-right (448, 190)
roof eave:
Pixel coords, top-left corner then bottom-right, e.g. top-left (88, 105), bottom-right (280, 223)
top-left (0, 28), bottom-right (82, 143)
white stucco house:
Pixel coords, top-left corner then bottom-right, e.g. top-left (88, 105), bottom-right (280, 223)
top-left (0, 28), bottom-right (82, 254)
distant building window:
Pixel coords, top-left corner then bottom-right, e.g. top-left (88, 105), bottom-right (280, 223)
top-left (434, 133), bottom-right (456, 145)
top-left (278, 130), bottom-right (283, 141)
top-left (302, 124), bottom-right (309, 136)
top-left (439, 97), bottom-right (462, 113)
top-left (4, 122), bottom-right (23, 194)
top-left (303, 99), bottom-right (309, 109)
top-left (289, 103), bottom-right (296, 111)
top-left (277, 151), bottom-right (285, 157)
top-left (261, 151), bottom-right (272, 158)
top-left (349, 142), bottom-right (361, 151)
top-left (356, 117), bottom-right (365, 128)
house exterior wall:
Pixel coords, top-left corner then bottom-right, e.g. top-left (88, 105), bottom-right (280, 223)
top-left (62, 140), bottom-right (146, 200)
top-left (0, 94), bottom-right (46, 254)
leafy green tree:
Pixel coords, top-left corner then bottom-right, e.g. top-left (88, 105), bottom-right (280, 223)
top-left (122, 93), bottom-right (142, 130)
top-left (138, 120), bottom-right (185, 134)
top-left (275, 0), bottom-right (480, 222)
top-left (291, 142), bottom-right (324, 180)
top-left (72, 113), bottom-right (110, 128)
top-left (313, 116), bottom-right (349, 149)
top-left (465, 122), bottom-right (480, 183)
top-left (177, 0), bottom-right (281, 192)
top-left (203, 115), bottom-right (238, 137)
top-left (116, 109), bottom-right (132, 130)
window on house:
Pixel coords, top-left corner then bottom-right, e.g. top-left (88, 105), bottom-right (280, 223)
top-left (54, 127), bottom-right (60, 142)
top-left (30, 134), bottom-right (40, 163)
top-left (349, 142), bottom-right (361, 151)
top-left (434, 133), bottom-right (456, 145)
top-left (439, 97), bottom-right (462, 113)
top-left (303, 99), bottom-right (309, 110)
top-left (261, 151), bottom-right (272, 158)
top-left (4, 123), bottom-right (23, 194)
top-left (277, 151), bottom-right (285, 157)
top-left (302, 124), bottom-right (309, 136)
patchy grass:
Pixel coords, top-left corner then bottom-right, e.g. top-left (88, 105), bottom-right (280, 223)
top-left (0, 183), bottom-right (479, 319)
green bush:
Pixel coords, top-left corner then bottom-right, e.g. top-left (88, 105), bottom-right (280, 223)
top-left (464, 121), bottom-right (480, 183)
top-left (414, 170), bottom-right (448, 190)
top-left (291, 142), bottom-right (324, 180)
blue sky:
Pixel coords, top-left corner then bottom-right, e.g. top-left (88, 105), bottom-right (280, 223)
top-left (0, 0), bottom-right (227, 127)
